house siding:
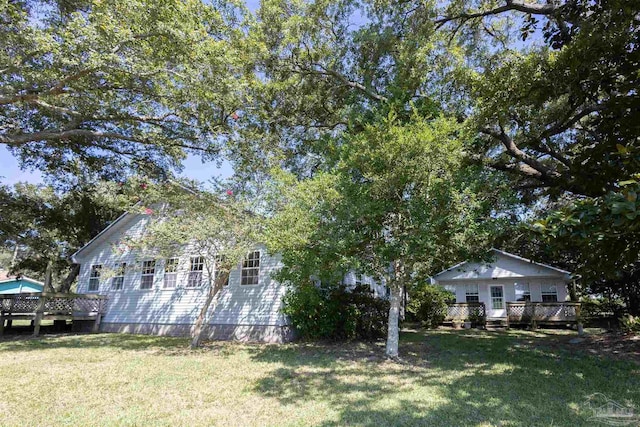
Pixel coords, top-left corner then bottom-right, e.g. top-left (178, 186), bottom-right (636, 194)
top-left (75, 213), bottom-right (291, 342)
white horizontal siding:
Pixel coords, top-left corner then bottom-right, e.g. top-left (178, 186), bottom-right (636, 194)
top-left (441, 279), bottom-right (570, 304)
top-left (75, 214), bottom-right (288, 327)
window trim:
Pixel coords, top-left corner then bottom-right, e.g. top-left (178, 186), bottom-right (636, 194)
top-left (163, 258), bottom-right (179, 289)
top-left (541, 283), bottom-right (558, 303)
top-left (515, 282), bottom-right (531, 302)
top-left (186, 256), bottom-right (205, 288)
top-left (111, 262), bottom-right (126, 291)
top-left (88, 264), bottom-right (102, 292)
top-left (241, 250), bottom-right (261, 286)
top-left (465, 284), bottom-right (479, 303)
top-left (140, 259), bottom-right (156, 290)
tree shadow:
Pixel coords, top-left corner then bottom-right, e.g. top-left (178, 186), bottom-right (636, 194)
top-left (248, 329), bottom-right (640, 426)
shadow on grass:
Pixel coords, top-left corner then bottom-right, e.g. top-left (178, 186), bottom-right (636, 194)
top-left (1, 328), bottom-right (638, 426)
top-left (249, 329), bottom-right (640, 427)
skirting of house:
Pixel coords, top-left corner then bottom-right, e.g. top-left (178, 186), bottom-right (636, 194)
top-left (74, 321), bottom-right (295, 343)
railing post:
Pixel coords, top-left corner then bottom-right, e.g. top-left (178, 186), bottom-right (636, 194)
top-left (33, 294), bottom-right (48, 337)
top-left (505, 302), bottom-right (510, 330)
top-left (92, 297), bottom-right (103, 333)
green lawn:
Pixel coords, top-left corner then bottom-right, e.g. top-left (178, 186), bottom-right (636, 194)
top-left (0, 328), bottom-right (637, 426)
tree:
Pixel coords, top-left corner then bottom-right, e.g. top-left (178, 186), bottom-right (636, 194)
top-left (124, 181), bottom-right (261, 348)
top-left (0, 179), bottom-right (125, 291)
top-left (267, 113), bottom-right (511, 357)
top-left (434, 0), bottom-right (640, 304)
top-left (436, 0), bottom-right (639, 198)
top-left (1, 0), bottom-right (251, 178)
top-left (250, 0), bottom-right (639, 315)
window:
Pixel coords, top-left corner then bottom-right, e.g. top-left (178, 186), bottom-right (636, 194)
top-left (89, 265), bottom-right (102, 291)
top-left (241, 251), bottom-right (260, 285)
top-left (515, 282), bottom-right (531, 302)
top-left (111, 262), bottom-right (126, 291)
top-left (214, 256), bottom-right (229, 287)
top-left (140, 260), bottom-right (156, 290)
top-left (465, 284), bottom-right (479, 303)
top-left (187, 256), bottom-right (204, 288)
top-left (541, 284), bottom-right (558, 302)
top-left (163, 258), bottom-right (179, 289)
top-left (355, 273), bottom-right (362, 286)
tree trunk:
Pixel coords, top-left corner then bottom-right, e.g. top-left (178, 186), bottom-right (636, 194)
top-left (190, 272), bottom-right (229, 349)
top-left (385, 284), bottom-right (402, 359)
top-left (44, 259), bottom-right (55, 292)
top-left (60, 264), bottom-right (80, 293)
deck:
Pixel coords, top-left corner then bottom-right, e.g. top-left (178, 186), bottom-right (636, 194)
top-left (445, 301), bottom-right (581, 328)
top-left (0, 292), bottom-right (107, 336)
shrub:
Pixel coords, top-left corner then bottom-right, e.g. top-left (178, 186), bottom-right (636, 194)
top-left (407, 284), bottom-right (455, 328)
top-left (282, 283), bottom-right (389, 341)
top-left (580, 297), bottom-right (626, 321)
top-left (620, 315), bottom-right (640, 333)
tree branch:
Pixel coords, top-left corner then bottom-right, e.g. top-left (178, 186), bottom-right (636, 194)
top-left (480, 126), bottom-right (562, 182)
top-left (436, 0), bottom-right (564, 28)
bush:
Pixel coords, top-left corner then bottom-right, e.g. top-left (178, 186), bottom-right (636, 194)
top-left (620, 315), bottom-right (640, 333)
top-left (282, 283), bottom-right (389, 341)
top-left (407, 284), bottom-right (455, 328)
top-left (580, 297), bottom-right (626, 321)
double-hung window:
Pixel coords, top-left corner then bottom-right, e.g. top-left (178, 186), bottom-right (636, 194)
top-left (140, 260), bottom-right (156, 290)
top-left (89, 265), bottom-right (102, 291)
top-left (163, 258), bottom-right (179, 289)
top-left (541, 284), bottom-right (558, 302)
top-left (465, 284), bottom-right (479, 303)
top-left (187, 256), bottom-right (204, 288)
top-left (241, 251), bottom-right (260, 285)
top-left (111, 263), bottom-right (126, 291)
top-left (515, 282), bottom-right (531, 302)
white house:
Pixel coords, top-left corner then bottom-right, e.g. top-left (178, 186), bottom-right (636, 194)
top-left (431, 249), bottom-right (574, 319)
top-left (72, 210), bottom-right (390, 343)
top-left (72, 211), bottom-right (295, 343)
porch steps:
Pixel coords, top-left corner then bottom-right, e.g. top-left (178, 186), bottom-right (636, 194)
top-left (485, 319), bottom-right (508, 329)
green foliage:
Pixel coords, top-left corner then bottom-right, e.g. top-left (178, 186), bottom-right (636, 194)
top-left (406, 285), bottom-right (454, 328)
top-left (579, 297), bottom-right (626, 322)
top-left (0, 178), bottom-right (126, 290)
top-left (620, 315), bottom-right (640, 334)
top-left (1, 0), bottom-right (252, 178)
top-left (282, 284), bottom-right (389, 341)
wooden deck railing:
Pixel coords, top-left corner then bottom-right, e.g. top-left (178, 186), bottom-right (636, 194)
top-left (444, 303), bottom-right (486, 321)
top-left (506, 302), bottom-right (581, 326)
top-left (0, 292), bottom-right (108, 336)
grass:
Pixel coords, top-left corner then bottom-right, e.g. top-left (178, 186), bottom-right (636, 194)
top-left (0, 328), bottom-right (638, 426)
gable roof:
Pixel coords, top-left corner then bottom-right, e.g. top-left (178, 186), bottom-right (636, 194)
top-left (431, 248), bottom-right (573, 280)
top-left (70, 211), bottom-right (133, 263)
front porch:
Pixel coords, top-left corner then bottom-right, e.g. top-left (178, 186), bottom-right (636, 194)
top-left (445, 301), bottom-right (581, 328)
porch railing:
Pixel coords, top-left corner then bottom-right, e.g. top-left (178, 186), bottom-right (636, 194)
top-left (506, 302), bottom-right (581, 326)
top-left (0, 292), bottom-right (108, 336)
top-left (444, 302), bottom-right (486, 321)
